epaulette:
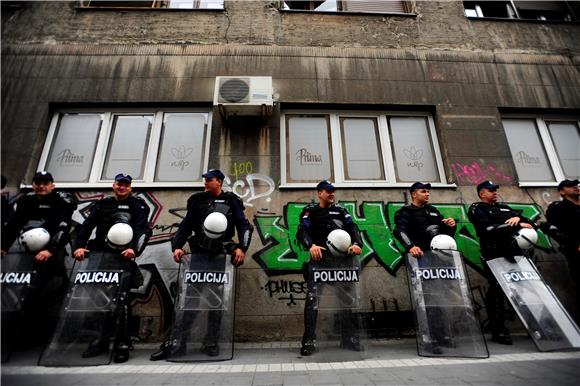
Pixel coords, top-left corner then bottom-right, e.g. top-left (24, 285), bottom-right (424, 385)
top-left (303, 203), bottom-right (318, 211)
top-left (222, 191), bottom-right (245, 207)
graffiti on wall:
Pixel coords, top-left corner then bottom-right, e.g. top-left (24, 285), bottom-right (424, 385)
top-left (253, 201), bottom-right (552, 275)
top-left (262, 279), bottom-right (307, 306)
top-left (450, 161), bottom-right (512, 185)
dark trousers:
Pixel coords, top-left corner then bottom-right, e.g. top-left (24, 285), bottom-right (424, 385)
top-left (482, 259), bottom-right (509, 335)
top-left (175, 249), bottom-right (227, 346)
top-left (302, 258), bottom-right (360, 344)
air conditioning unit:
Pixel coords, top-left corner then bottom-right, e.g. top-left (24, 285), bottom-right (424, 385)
top-left (214, 76), bottom-right (274, 117)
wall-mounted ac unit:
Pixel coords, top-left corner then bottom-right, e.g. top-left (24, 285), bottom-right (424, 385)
top-left (213, 76), bottom-right (273, 117)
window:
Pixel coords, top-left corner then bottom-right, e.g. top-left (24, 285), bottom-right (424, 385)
top-left (463, 1), bottom-right (578, 21)
top-left (38, 109), bottom-right (212, 187)
top-left (281, 111), bottom-right (447, 187)
top-left (281, 0), bottom-right (413, 14)
top-left (502, 116), bottom-right (580, 186)
top-left (78, 0), bottom-right (224, 10)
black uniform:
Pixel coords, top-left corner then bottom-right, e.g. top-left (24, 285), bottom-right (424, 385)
top-left (296, 203), bottom-right (363, 349)
top-left (393, 203), bottom-right (457, 348)
top-left (1, 190), bottom-right (76, 346)
top-left (393, 203), bottom-right (456, 252)
top-left (544, 198), bottom-right (580, 298)
top-left (468, 201), bottom-right (535, 337)
top-left (172, 191), bottom-right (252, 255)
top-left (73, 194), bottom-right (150, 352)
top-left (171, 191), bottom-right (252, 350)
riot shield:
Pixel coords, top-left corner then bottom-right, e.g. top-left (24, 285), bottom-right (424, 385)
top-left (487, 256), bottom-right (580, 351)
top-left (1, 250), bottom-right (37, 361)
top-left (406, 250), bottom-right (489, 358)
top-left (39, 251), bottom-right (131, 366)
top-left (304, 256), bottom-right (367, 361)
top-left (168, 251), bottom-right (235, 362)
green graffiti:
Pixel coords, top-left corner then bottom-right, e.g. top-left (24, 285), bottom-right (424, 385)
top-left (252, 201), bottom-right (551, 275)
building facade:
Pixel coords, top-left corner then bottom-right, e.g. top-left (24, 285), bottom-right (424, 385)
top-left (2, 0), bottom-right (579, 342)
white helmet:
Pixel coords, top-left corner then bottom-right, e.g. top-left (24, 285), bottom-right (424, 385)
top-left (514, 228), bottom-right (538, 250)
top-left (19, 228), bottom-right (50, 252)
top-left (326, 229), bottom-right (352, 257)
top-left (203, 212), bottom-right (228, 239)
top-left (106, 223), bottom-right (134, 250)
top-left (430, 234), bottom-right (458, 251)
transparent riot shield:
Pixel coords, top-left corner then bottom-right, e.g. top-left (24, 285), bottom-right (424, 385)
top-left (1, 250), bottom-right (37, 362)
top-left (304, 255), bottom-right (367, 361)
top-left (487, 256), bottom-right (580, 352)
top-left (406, 250), bottom-right (489, 358)
top-left (168, 251), bottom-right (235, 362)
top-left (39, 251), bottom-right (131, 366)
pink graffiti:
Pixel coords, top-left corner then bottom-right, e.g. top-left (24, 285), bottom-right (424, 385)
top-left (450, 161), bottom-right (512, 185)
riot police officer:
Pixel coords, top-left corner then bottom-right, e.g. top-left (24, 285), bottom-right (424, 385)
top-left (73, 173), bottom-right (150, 363)
top-left (543, 179), bottom-right (580, 301)
top-left (150, 169), bottom-right (253, 361)
top-left (393, 182), bottom-right (457, 257)
top-left (296, 180), bottom-right (363, 356)
top-left (468, 180), bottom-right (535, 345)
top-left (1, 171), bottom-right (76, 347)
top-left (393, 181), bottom-right (457, 354)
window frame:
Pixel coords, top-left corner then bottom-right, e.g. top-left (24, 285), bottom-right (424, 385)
top-left (463, 1), bottom-right (578, 22)
top-left (37, 108), bottom-right (213, 188)
top-left (279, 0), bottom-right (416, 16)
top-left (77, 0), bottom-right (225, 10)
top-left (501, 114), bottom-right (580, 187)
top-left (280, 110), bottom-right (451, 189)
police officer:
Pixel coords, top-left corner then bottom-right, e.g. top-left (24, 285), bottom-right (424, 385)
top-left (543, 179), bottom-right (580, 301)
top-left (468, 180), bottom-right (535, 345)
top-left (296, 180), bottom-right (363, 356)
top-left (150, 169), bottom-right (253, 361)
top-left (393, 181), bottom-right (457, 354)
top-left (393, 182), bottom-right (457, 258)
top-left (73, 173), bottom-right (150, 363)
top-left (1, 171), bottom-right (76, 347)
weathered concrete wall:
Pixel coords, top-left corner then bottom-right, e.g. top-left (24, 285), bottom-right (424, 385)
top-left (2, 1), bottom-right (579, 52)
top-left (2, 45), bottom-right (579, 184)
top-left (2, 1), bottom-right (580, 341)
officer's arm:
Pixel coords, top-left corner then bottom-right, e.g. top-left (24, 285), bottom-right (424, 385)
top-left (296, 209), bottom-right (314, 251)
top-left (171, 198), bottom-right (195, 251)
top-left (393, 210), bottom-right (415, 252)
top-left (542, 204), bottom-right (568, 245)
top-left (342, 209), bottom-right (363, 247)
top-left (1, 198), bottom-right (27, 252)
top-left (468, 204), bottom-right (513, 238)
top-left (439, 211), bottom-right (457, 236)
top-left (231, 198), bottom-right (253, 253)
top-left (47, 193), bottom-right (77, 254)
top-left (131, 199), bottom-right (151, 257)
top-left (74, 202), bottom-right (99, 250)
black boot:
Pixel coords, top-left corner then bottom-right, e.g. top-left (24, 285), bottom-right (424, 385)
top-left (200, 343), bottom-right (220, 357)
top-left (150, 340), bottom-right (172, 361)
top-left (341, 336), bottom-right (363, 352)
top-left (82, 339), bottom-right (109, 358)
top-left (300, 339), bottom-right (316, 356)
top-left (491, 330), bottom-right (513, 345)
top-left (113, 343), bottom-right (130, 363)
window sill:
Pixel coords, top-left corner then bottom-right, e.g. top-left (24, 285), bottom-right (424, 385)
top-left (518, 182), bottom-right (561, 188)
top-left (466, 16), bottom-right (579, 24)
top-left (279, 182), bottom-right (456, 189)
top-left (20, 182), bottom-right (206, 189)
top-left (74, 6), bottom-right (224, 12)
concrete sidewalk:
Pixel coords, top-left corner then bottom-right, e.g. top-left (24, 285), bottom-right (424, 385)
top-left (2, 336), bottom-right (580, 386)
